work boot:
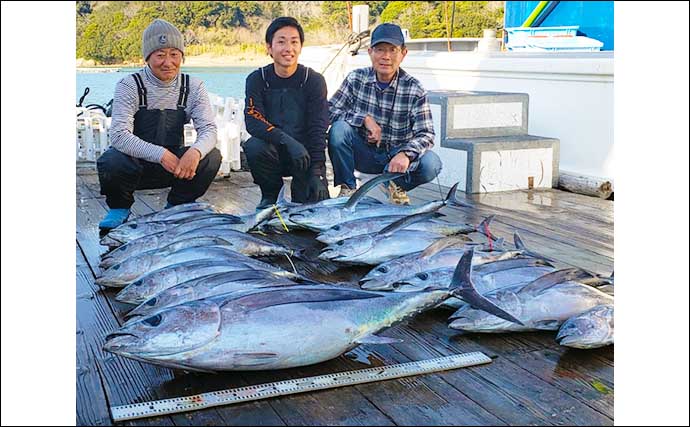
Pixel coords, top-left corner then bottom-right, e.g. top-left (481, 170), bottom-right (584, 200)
top-left (339, 184), bottom-right (357, 198)
top-left (98, 208), bottom-right (131, 233)
top-left (388, 181), bottom-right (410, 205)
top-left (256, 191), bottom-right (279, 211)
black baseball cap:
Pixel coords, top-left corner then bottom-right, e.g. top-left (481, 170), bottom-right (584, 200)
top-left (370, 23), bottom-right (405, 47)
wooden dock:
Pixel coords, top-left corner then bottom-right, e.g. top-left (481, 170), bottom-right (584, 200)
top-left (77, 163), bottom-right (614, 426)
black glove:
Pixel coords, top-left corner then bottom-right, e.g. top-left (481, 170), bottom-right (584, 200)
top-left (281, 133), bottom-right (310, 172)
top-left (307, 162), bottom-right (330, 202)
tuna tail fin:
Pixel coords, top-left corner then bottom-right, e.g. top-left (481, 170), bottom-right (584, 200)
top-left (449, 247), bottom-right (524, 326)
top-left (445, 182), bottom-right (473, 208)
top-left (513, 230), bottom-right (556, 263)
top-left (475, 215), bottom-right (499, 240)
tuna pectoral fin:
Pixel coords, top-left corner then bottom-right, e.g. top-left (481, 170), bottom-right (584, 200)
top-left (377, 212), bottom-right (438, 238)
top-left (449, 248), bottom-right (524, 326)
top-left (232, 352), bottom-right (280, 367)
top-left (533, 319), bottom-right (562, 330)
top-left (355, 334), bottom-right (403, 345)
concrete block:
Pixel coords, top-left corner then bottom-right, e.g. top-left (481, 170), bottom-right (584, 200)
top-left (437, 134), bottom-right (560, 193)
top-left (427, 90), bottom-right (529, 139)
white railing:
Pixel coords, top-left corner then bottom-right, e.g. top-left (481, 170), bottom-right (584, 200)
top-left (76, 93), bottom-right (248, 177)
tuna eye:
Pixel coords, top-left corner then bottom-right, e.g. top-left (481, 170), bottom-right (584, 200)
top-left (129, 224), bottom-right (138, 229)
top-left (332, 225), bottom-right (341, 230)
top-left (142, 314), bottom-right (162, 327)
top-left (307, 209), bottom-right (315, 213)
top-left (112, 264), bottom-right (120, 270)
top-left (417, 272), bottom-right (429, 281)
top-left (377, 266), bottom-right (388, 273)
top-left (132, 279), bottom-right (143, 287)
top-left (144, 298), bottom-right (157, 307)
top-left (336, 240), bottom-right (345, 246)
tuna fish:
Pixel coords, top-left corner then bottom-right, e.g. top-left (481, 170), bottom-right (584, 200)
top-left (97, 244), bottom-right (300, 288)
top-left (556, 304), bottom-right (614, 349)
top-left (103, 249), bottom-right (519, 372)
top-left (123, 269), bottom-right (314, 324)
top-left (448, 268), bottom-right (613, 333)
top-left (316, 214), bottom-right (493, 245)
top-left (289, 173), bottom-right (466, 232)
top-left (359, 236), bottom-right (521, 291)
top-left (100, 213), bottom-right (244, 247)
top-left (100, 226), bottom-right (293, 269)
top-left (114, 259), bottom-right (301, 304)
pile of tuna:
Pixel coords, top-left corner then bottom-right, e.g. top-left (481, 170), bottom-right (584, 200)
top-left (98, 173), bottom-right (613, 373)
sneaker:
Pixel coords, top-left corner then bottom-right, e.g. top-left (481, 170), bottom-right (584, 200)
top-left (339, 184), bottom-right (357, 198)
top-left (388, 181), bottom-right (410, 205)
top-left (98, 208), bottom-right (131, 232)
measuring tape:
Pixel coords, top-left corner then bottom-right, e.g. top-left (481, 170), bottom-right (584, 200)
top-left (111, 351), bottom-right (492, 422)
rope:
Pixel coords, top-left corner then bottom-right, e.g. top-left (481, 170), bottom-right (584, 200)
top-left (273, 205), bottom-right (289, 233)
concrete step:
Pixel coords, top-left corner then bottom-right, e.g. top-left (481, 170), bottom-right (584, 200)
top-left (431, 134), bottom-right (560, 193)
top-left (427, 90), bottom-right (529, 139)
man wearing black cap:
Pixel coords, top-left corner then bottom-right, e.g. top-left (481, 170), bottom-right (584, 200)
top-left (243, 17), bottom-right (330, 210)
top-left (328, 23), bottom-right (441, 204)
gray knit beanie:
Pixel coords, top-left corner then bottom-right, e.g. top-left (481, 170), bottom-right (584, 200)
top-left (142, 19), bottom-right (184, 60)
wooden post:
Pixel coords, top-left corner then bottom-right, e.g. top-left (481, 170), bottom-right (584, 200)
top-left (558, 171), bottom-right (613, 199)
top-left (346, 1), bottom-right (352, 32)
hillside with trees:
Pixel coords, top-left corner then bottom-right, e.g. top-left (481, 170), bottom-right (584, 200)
top-left (77, 1), bottom-right (504, 65)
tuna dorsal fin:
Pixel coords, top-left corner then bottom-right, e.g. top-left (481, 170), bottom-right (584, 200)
top-left (518, 268), bottom-right (596, 294)
top-left (343, 173), bottom-right (403, 210)
top-left (449, 248), bottom-right (524, 326)
top-left (354, 334), bottom-right (403, 345)
top-left (377, 212), bottom-right (438, 238)
top-left (420, 236), bottom-right (469, 259)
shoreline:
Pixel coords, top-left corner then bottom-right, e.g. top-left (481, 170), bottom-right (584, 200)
top-left (76, 53), bottom-right (270, 69)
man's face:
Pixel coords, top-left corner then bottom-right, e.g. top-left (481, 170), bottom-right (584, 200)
top-left (267, 26), bottom-right (302, 69)
top-left (147, 48), bottom-right (183, 82)
top-left (368, 42), bottom-right (407, 78)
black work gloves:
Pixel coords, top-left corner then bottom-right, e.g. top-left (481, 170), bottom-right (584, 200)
top-left (280, 133), bottom-right (310, 172)
top-left (307, 162), bottom-right (330, 202)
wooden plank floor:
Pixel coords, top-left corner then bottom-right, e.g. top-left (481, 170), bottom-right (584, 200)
top-left (76, 163), bottom-right (614, 426)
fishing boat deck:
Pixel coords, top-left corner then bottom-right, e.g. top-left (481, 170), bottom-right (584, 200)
top-left (77, 163), bottom-right (614, 426)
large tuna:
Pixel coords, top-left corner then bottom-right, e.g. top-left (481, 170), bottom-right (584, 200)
top-left (103, 249), bottom-right (520, 372)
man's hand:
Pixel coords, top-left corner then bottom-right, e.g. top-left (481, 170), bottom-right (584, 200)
top-left (282, 134), bottom-right (310, 172)
top-left (160, 149), bottom-right (180, 174)
top-left (363, 115), bottom-right (382, 145)
top-left (307, 175), bottom-right (330, 202)
top-left (174, 148), bottom-right (202, 180)
top-left (388, 152), bottom-right (411, 173)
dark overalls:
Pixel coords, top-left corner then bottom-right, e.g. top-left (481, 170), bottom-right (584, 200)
top-left (242, 66), bottom-right (327, 203)
top-left (97, 73), bottom-right (221, 209)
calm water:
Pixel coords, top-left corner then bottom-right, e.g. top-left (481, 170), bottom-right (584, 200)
top-left (76, 66), bottom-right (257, 107)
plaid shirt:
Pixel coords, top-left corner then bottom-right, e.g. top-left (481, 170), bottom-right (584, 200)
top-left (328, 67), bottom-right (434, 161)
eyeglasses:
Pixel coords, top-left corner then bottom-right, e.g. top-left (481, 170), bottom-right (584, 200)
top-left (372, 46), bottom-right (402, 56)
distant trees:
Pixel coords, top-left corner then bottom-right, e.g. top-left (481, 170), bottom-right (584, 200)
top-left (76, 1), bottom-right (503, 64)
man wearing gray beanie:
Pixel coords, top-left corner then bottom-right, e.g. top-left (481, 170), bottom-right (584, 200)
top-left (96, 19), bottom-right (221, 234)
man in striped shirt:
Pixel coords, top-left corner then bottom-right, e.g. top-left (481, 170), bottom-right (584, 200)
top-left (328, 23), bottom-right (442, 204)
top-left (96, 19), bottom-right (221, 234)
